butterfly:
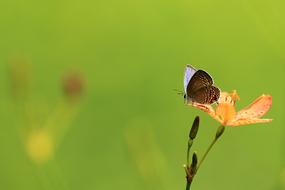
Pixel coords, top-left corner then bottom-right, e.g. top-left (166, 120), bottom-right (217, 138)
top-left (184, 65), bottom-right (220, 104)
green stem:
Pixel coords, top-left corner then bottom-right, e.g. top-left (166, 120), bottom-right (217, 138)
top-left (196, 137), bottom-right (218, 172)
top-left (187, 143), bottom-right (190, 165)
top-left (196, 125), bottom-right (225, 173)
top-left (186, 181), bottom-right (191, 190)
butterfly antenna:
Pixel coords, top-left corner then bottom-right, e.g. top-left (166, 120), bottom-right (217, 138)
top-left (173, 89), bottom-right (184, 96)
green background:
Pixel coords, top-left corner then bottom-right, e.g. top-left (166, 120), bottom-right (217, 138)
top-left (0, 0), bottom-right (284, 189)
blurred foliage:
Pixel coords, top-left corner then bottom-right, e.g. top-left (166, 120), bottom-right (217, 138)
top-left (0, 0), bottom-right (284, 190)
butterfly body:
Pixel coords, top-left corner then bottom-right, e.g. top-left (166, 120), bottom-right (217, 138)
top-left (184, 65), bottom-right (220, 104)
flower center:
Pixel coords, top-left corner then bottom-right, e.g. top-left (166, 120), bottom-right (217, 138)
top-left (216, 92), bottom-right (237, 124)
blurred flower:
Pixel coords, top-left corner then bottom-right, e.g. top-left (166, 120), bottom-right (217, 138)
top-left (62, 71), bottom-right (85, 101)
top-left (8, 56), bottom-right (31, 98)
top-left (25, 129), bottom-right (54, 164)
top-left (124, 118), bottom-right (167, 184)
top-left (192, 90), bottom-right (272, 126)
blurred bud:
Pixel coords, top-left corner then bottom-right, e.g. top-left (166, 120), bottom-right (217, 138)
top-left (189, 116), bottom-right (199, 140)
top-left (191, 152), bottom-right (198, 173)
top-left (62, 71), bottom-right (85, 101)
top-left (215, 125), bottom-right (225, 139)
top-left (8, 55), bottom-right (31, 98)
top-left (25, 129), bottom-right (54, 164)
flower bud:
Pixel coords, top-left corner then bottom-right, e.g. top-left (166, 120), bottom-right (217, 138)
top-left (191, 151), bottom-right (198, 173)
top-left (215, 125), bottom-right (225, 139)
top-left (189, 116), bottom-right (200, 140)
top-left (62, 71), bottom-right (85, 101)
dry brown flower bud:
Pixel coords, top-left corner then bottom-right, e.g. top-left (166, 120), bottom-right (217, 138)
top-left (62, 71), bottom-right (85, 101)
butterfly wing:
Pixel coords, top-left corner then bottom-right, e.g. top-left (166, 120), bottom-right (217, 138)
top-left (184, 65), bottom-right (197, 93)
top-left (190, 86), bottom-right (220, 104)
top-left (186, 70), bottom-right (213, 97)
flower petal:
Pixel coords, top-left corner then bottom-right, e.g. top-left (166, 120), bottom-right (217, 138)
top-left (227, 118), bottom-right (273, 126)
top-left (236, 95), bottom-right (272, 120)
top-left (192, 103), bottom-right (223, 123)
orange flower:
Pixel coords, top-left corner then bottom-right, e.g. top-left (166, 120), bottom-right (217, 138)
top-left (191, 90), bottom-right (272, 126)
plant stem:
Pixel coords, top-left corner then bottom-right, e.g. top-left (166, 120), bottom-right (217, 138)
top-left (186, 181), bottom-right (191, 190)
top-left (187, 143), bottom-right (190, 165)
top-left (196, 126), bottom-right (225, 173)
top-left (196, 137), bottom-right (217, 172)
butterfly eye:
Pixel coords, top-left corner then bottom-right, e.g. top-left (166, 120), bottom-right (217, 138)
top-left (184, 94), bottom-right (186, 99)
